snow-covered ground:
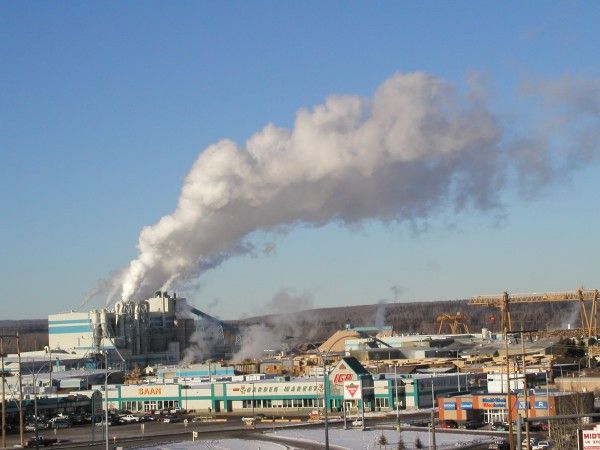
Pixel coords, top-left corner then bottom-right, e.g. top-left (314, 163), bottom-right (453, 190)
top-left (139, 427), bottom-right (495, 449)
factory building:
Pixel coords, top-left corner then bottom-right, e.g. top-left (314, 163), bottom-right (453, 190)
top-left (48, 292), bottom-right (196, 367)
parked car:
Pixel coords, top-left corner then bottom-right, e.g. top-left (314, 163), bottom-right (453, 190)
top-left (459, 419), bottom-right (482, 429)
top-left (532, 441), bottom-right (551, 450)
top-left (351, 419), bottom-right (364, 427)
top-left (162, 415), bottom-right (181, 423)
top-left (119, 414), bottom-right (141, 423)
top-left (441, 419), bottom-right (458, 429)
top-left (24, 436), bottom-right (57, 448)
top-left (25, 422), bottom-right (49, 432)
top-left (489, 440), bottom-right (510, 450)
top-left (50, 418), bottom-right (71, 429)
top-left (529, 421), bottom-right (549, 431)
top-left (522, 437), bottom-right (540, 449)
top-left (491, 422), bottom-right (510, 431)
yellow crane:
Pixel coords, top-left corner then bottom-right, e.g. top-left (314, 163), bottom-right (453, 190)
top-left (436, 312), bottom-right (470, 334)
top-left (468, 288), bottom-right (599, 336)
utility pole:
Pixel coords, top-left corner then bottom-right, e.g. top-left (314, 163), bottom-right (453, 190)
top-left (521, 330), bottom-right (531, 449)
top-left (33, 359), bottom-right (40, 450)
top-left (104, 351), bottom-right (109, 450)
top-left (17, 332), bottom-right (24, 448)
top-left (505, 329), bottom-right (515, 450)
top-left (1, 337), bottom-right (6, 449)
top-left (394, 363), bottom-right (400, 430)
top-left (430, 409), bottom-right (437, 450)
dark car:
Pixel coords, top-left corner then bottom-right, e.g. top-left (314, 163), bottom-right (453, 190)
top-left (162, 415), bottom-right (181, 423)
top-left (441, 419), bottom-right (458, 429)
top-left (529, 421), bottom-right (549, 431)
top-left (24, 436), bottom-right (58, 448)
top-left (459, 419), bottom-right (483, 429)
top-left (491, 422), bottom-right (510, 431)
top-left (488, 441), bottom-right (509, 450)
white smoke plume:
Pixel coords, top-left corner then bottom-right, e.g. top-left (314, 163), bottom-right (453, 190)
top-left (375, 300), bottom-right (387, 329)
top-left (83, 72), bottom-right (600, 304)
top-left (231, 288), bottom-right (317, 361)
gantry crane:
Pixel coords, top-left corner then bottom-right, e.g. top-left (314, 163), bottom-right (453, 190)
top-left (468, 288), bottom-right (599, 336)
top-left (436, 313), bottom-right (471, 334)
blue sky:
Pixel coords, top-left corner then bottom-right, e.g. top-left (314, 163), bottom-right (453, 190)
top-left (2, 2), bottom-right (600, 320)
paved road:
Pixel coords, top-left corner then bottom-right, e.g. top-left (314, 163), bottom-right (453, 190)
top-left (2, 420), bottom-right (331, 449)
top-left (3, 415), bottom-right (525, 450)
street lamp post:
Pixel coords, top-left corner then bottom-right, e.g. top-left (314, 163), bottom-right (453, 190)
top-left (322, 353), bottom-right (330, 450)
top-left (0, 333), bottom-right (24, 447)
top-left (1, 337), bottom-right (6, 449)
top-left (104, 351), bottom-right (109, 450)
top-left (16, 333), bottom-right (24, 448)
top-left (456, 350), bottom-right (461, 392)
top-left (394, 363), bottom-right (400, 430)
top-left (251, 381), bottom-right (255, 419)
top-left (320, 334), bottom-right (354, 450)
top-left (289, 333), bottom-right (363, 450)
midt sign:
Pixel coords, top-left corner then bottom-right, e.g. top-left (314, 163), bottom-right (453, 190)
top-left (582, 424), bottom-right (600, 450)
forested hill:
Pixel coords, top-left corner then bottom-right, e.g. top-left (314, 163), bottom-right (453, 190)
top-left (0, 299), bottom-right (582, 353)
top-left (0, 319), bottom-right (48, 353)
top-left (236, 299), bottom-right (580, 342)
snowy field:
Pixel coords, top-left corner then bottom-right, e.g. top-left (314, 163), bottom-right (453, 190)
top-left (139, 427), bottom-right (495, 449)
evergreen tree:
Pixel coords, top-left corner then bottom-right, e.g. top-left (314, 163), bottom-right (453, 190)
top-left (396, 437), bottom-right (406, 450)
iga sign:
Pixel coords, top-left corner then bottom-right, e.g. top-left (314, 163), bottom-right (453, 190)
top-left (329, 362), bottom-right (357, 386)
top-left (333, 373), bottom-right (354, 384)
top-left (343, 381), bottom-right (362, 400)
top-left (583, 424), bottom-right (600, 450)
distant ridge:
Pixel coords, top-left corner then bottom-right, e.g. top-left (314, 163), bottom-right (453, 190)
top-left (1, 298), bottom-right (582, 353)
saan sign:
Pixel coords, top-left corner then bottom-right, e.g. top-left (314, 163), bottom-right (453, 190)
top-left (343, 381), bottom-right (362, 400)
top-left (582, 424), bottom-right (600, 450)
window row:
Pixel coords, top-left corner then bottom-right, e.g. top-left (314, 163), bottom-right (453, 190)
top-left (241, 398), bottom-right (324, 409)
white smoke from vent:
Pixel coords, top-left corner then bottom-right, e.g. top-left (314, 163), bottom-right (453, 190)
top-left (231, 288), bottom-right (317, 361)
top-left (87, 72), bottom-right (600, 304)
top-left (118, 72), bottom-right (505, 301)
top-left (375, 300), bottom-right (387, 329)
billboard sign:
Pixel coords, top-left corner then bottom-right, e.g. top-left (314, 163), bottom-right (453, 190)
top-left (460, 401), bottom-right (473, 410)
top-left (582, 424), bottom-right (600, 450)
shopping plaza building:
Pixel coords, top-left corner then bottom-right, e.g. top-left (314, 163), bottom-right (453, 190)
top-left (91, 357), bottom-right (474, 415)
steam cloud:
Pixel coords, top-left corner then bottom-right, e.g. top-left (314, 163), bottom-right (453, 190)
top-left (87, 72), bottom-right (600, 304)
top-left (231, 289), bottom-right (316, 361)
top-left (375, 300), bottom-right (387, 329)
top-left (181, 288), bottom-right (317, 363)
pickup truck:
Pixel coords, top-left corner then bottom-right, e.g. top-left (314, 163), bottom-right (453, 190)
top-left (120, 414), bottom-right (141, 423)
